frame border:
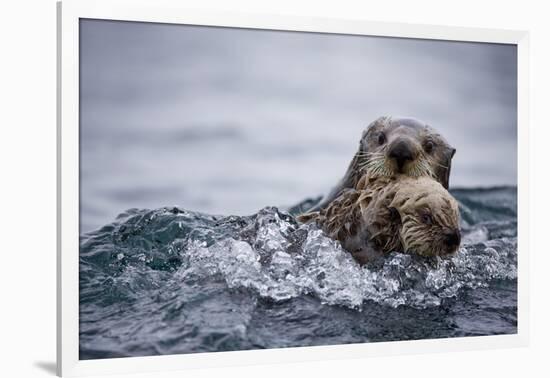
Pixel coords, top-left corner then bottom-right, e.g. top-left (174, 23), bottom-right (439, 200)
top-left (57, 0), bottom-right (530, 376)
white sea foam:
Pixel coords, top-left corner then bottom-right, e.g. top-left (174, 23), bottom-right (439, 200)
top-left (174, 209), bottom-right (517, 310)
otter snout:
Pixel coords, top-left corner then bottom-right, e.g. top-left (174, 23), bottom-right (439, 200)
top-left (388, 139), bottom-right (417, 172)
top-left (444, 229), bottom-right (461, 253)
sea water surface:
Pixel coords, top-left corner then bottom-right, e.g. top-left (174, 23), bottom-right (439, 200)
top-left (79, 187), bottom-right (517, 359)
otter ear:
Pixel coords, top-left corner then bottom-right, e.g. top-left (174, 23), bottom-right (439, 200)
top-left (437, 147), bottom-right (456, 190)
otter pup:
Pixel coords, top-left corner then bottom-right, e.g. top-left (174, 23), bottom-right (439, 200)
top-left (311, 116), bottom-right (456, 211)
top-left (297, 175), bottom-right (461, 265)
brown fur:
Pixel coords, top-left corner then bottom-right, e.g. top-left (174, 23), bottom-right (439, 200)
top-left (297, 175), bottom-right (461, 264)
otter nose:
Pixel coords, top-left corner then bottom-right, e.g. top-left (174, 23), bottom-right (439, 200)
top-left (444, 229), bottom-right (461, 248)
top-left (388, 141), bottom-right (414, 170)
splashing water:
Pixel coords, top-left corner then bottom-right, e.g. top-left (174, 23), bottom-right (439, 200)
top-left (79, 187), bottom-right (517, 359)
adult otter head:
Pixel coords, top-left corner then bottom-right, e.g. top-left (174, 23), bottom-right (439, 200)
top-left (357, 116), bottom-right (456, 189)
top-left (389, 176), bottom-right (461, 257)
top-left (307, 116), bottom-right (455, 213)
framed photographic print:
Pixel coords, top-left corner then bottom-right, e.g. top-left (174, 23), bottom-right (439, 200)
top-left (57, 0), bottom-right (529, 376)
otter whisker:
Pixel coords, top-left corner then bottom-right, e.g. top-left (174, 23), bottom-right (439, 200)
top-left (356, 152), bottom-right (385, 158)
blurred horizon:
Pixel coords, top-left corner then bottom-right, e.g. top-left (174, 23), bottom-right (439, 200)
top-left (79, 19), bottom-right (517, 232)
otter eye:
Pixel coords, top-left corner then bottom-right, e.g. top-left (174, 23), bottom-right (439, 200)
top-left (420, 213), bottom-right (433, 225)
top-left (377, 133), bottom-right (386, 145)
top-left (424, 140), bottom-right (435, 153)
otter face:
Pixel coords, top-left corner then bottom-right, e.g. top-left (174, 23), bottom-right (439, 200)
top-left (389, 177), bottom-right (461, 257)
top-left (357, 116), bottom-right (456, 189)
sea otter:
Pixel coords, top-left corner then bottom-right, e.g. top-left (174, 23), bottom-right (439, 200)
top-left (311, 116), bottom-right (456, 211)
top-left (297, 175), bottom-right (461, 264)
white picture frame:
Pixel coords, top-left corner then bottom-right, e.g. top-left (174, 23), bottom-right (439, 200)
top-left (57, 0), bottom-right (530, 376)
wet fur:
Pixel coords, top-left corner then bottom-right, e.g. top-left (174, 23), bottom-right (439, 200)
top-left (298, 175), bottom-right (461, 265)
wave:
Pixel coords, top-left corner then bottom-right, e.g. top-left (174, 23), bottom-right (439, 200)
top-left (79, 187), bottom-right (517, 358)
top-left (80, 188), bottom-right (517, 310)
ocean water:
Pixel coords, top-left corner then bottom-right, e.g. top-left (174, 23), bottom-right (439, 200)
top-left (79, 187), bottom-right (517, 359)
